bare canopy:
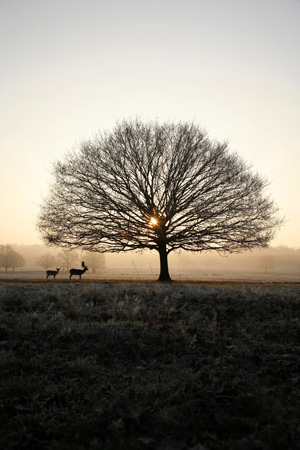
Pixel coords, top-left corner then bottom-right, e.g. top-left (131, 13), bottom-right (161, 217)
top-left (38, 119), bottom-right (282, 281)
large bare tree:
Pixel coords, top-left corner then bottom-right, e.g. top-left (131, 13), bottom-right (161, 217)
top-left (38, 119), bottom-right (282, 281)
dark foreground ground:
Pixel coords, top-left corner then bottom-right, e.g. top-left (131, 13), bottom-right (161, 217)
top-left (1, 279), bottom-right (300, 449)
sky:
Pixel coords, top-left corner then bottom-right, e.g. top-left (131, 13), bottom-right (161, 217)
top-left (0, 0), bottom-right (299, 248)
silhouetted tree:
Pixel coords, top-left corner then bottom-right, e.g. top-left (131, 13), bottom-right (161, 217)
top-left (57, 250), bottom-right (79, 272)
top-left (257, 254), bottom-right (277, 273)
top-left (83, 251), bottom-right (105, 274)
top-left (38, 119), bottom-right (283, 281)
top-left (36, 253), bottom-right (56, 270)
top-left (0, 245), bottom-right (25, 273)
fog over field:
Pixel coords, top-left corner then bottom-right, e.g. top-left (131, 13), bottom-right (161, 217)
top-left (0, 243), bottom-right (299, 282)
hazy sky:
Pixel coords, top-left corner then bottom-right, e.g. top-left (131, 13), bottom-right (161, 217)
top-left (1, 0), bottom-right (299, 247)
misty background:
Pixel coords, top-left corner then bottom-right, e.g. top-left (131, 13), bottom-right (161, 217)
top-left (0, 244), bottom-right (299, 279)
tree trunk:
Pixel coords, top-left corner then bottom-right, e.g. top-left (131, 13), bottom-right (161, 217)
top-left (158, 242), bottom-right (172, 282)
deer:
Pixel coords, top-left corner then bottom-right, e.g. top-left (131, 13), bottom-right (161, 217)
top-left (46, 267), bottom-right (60, 280)
top-left (69, 261), bottom-right (88, 280)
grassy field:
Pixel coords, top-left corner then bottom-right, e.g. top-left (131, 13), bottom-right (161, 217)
top-left (1, 279), bottom-right (300, 449)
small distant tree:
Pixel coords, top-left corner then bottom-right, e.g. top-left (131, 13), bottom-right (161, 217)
top-left (57, 250), bottom-right (79, 272)
top-left (37, 119), bottom-right (283, 282)
top-left (258, 254), bottom-right (276, 273)
top-left (83, 252), bottom-right (105, 274)
top-left (0, 245), bottom-right (25, 273)
top-left (36, 253), bottom-right (56, 270)
top-left (11, 253), bottom-right (26, 272)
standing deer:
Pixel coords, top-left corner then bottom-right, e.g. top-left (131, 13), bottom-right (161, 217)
top-left (69, 261), bottom-right (88, 280)
top-left (46, 267), bottom-right (60, 280)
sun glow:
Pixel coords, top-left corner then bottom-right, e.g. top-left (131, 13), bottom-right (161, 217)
top-left (150, 217), bottom-right (158, 225)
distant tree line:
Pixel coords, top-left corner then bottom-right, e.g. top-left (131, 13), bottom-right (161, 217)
top-left (0, 244), bottom-right (105, 274)
top-left (0, 242), bottom-right (299, 275)
top-left (36, 250), bottom-right (105, 274)
top-left (177, 245), bottom-right (300, 274)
